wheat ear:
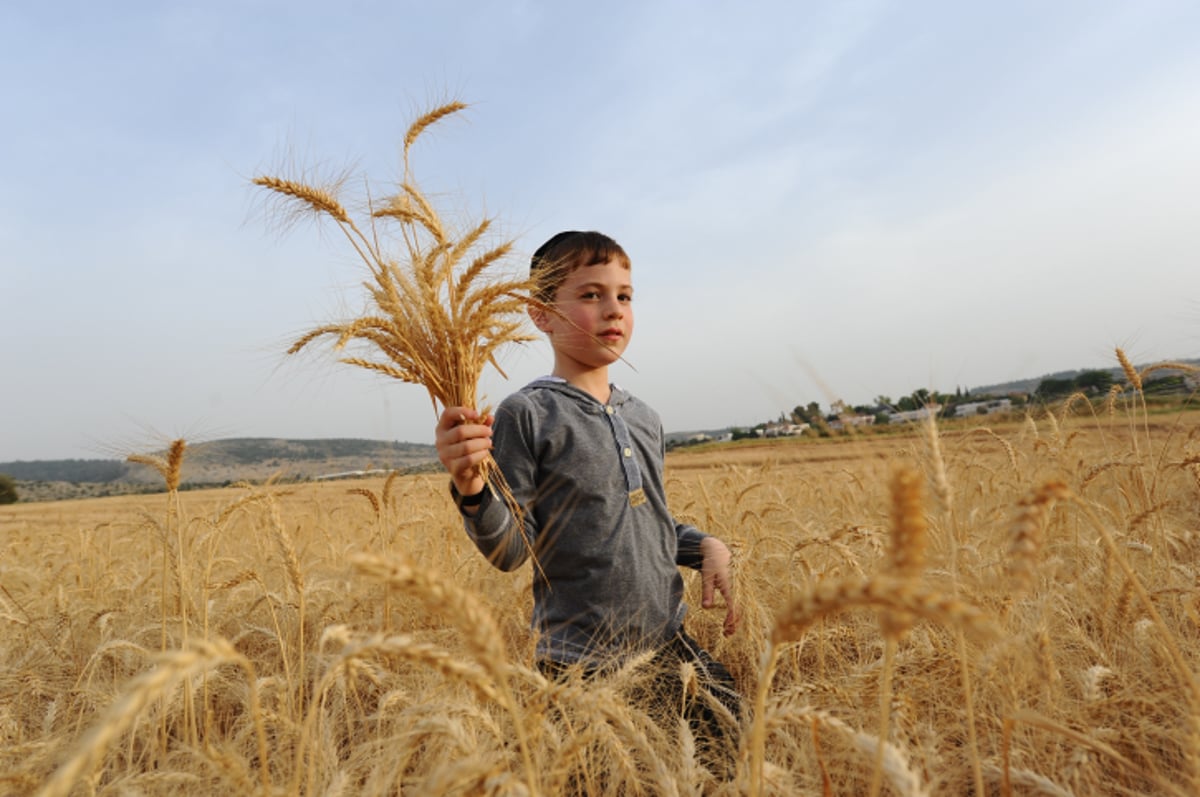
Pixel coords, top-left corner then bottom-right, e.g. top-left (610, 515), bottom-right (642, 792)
top-left (1005, 480), bottom-right (1070, 591)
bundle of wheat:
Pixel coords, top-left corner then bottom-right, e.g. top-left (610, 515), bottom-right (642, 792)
top-left (253, 102), bottom-right (534, 502)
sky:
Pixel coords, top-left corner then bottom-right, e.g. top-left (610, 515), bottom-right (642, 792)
top-left (3, 1), bottom-right (1199, 462)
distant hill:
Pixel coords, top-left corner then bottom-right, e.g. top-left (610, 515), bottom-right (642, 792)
top-left (6, 356), bottom-right (1197, 503)
top-left (1, 437), bottom-right (438, 502)
top-left (968, 357), bottom-right (1200, 398)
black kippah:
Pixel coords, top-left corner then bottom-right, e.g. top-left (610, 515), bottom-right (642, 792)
top-left (530, 230), bottom-right (582, 271)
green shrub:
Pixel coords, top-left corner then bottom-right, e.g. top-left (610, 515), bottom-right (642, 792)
top-left (0, 473), bottom-right (18, 504)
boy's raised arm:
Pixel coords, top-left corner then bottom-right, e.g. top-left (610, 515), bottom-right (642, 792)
top-left (435, 403), bottom-right (537, 572)
top-left (435, 406), bottom-right (493, 503)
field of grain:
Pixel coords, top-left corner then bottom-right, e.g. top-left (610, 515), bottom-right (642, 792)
top-left (2, 399), bottom-right (1199, 795)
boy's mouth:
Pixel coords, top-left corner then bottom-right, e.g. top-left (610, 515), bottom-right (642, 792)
top-left (598, 328), bottom-right (623, 343)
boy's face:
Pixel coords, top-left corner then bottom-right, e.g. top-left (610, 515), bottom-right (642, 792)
top-left (532, 256), bottom-right (634, 373)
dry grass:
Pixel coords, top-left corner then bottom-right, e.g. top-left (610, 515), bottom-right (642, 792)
top-left (5, 383), bottom-right (1200, 794)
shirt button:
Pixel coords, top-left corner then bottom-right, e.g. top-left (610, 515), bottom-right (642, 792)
top-left (623, 447), bottom-right (632, 457)
top-left (605, 406), bottom-right (614, 415)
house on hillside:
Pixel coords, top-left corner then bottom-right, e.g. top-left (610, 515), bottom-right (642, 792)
top-left (762, 421), bottom-right (809, 438)
top-left (953, 398), bottom-right (1013, 417)
top-left (884, 405), bottom-right (942, 424)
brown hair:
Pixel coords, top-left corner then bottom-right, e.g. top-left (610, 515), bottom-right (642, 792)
top-left (529, 230), bottom-right (631, 303)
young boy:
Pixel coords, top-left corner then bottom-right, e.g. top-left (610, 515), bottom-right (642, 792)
top-left (435, 230), bottom-right (741, 765)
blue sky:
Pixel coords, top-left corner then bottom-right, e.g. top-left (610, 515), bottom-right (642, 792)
top-left (3, 1), bottom-right (1199, 461)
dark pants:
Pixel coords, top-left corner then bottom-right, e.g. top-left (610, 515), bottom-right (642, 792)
top-left (540, 629), bottom-right (741, 777)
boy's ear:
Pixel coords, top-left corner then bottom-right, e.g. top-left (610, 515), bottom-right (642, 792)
top-left (529, 304), bottom-right (554, 334)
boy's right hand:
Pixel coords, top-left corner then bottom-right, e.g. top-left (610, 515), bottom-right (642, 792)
top-left (435, 406), bottom-right (494, 497)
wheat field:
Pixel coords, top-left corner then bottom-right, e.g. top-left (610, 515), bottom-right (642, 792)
top-left (2, 397), bottom-right (1199, 796)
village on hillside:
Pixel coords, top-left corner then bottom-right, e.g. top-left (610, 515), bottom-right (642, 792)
top-left (670, 364), bottom-right (1199, 449)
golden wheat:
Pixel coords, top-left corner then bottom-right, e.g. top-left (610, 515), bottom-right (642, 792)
top-left (6, 404), bottom-right (1200, 794)
top-left (1116, 347), bottom-right (1142, 391)
top-left (255, 105), bottom-right (535, 415)
top-left (255, 103), bottom-right (536, 521)
top-left (1004, 480), bottom-right (1070, 591)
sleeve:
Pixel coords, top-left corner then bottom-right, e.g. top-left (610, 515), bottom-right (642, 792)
top-left (653, 417), bottom-right (709, 570)
top-left (458, 393), bottom-right (540, 572)
top-left (675, 522), bottom-right (708, 570)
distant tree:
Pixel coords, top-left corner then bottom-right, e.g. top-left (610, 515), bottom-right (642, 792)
top-left (1145, 375), bottom-right (1186, 394)
top-left (1035, 377), bottom-right (1075, 399)
top-left (1075, 370), bottom-right (1115, 394)
top-left (0, 474), bottom-right (17, 505)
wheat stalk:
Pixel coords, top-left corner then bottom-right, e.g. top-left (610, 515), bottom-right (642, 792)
top-left (128, 437), bottom-right (191, 748)
top-left (253, 102), bottom-right (535, 516)
top-left (872, 465), bottom-right (928, 797)
top-left (1139, 361), bottom-right (1200, 381)
top-left (1116, 348), bottom-right (1142, 391)
top-left (1005, 480), bottom-right (1070, 591)
top-left (885, 466), bottom-right (927, 585)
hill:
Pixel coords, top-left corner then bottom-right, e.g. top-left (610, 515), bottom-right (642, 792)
top-left (2, 437), bottom-right (438, 502)
top-left (6, 356), bottom-right (1196, 503)
top-left (968, 357), bottom-right (1200, 397)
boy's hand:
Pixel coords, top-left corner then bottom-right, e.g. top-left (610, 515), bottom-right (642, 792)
top-left (435, 407), bottom-right (494, 498)
top-left (700, 536), bottom-right (740, 636)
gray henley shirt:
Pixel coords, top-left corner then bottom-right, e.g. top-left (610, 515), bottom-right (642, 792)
top-left (458, 377), bottom-right (709, 665)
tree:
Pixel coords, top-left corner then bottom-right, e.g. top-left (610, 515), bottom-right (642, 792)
top-left (0, 474), bottom-right (17, 505)
top-left (1036, 377), bottom-right (1075, 399)
top-left (1075, 370), bottom-right (1115, 394)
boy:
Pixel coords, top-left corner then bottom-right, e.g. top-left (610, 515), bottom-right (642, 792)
top-left (435, 230), bottom-right (741, 765)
